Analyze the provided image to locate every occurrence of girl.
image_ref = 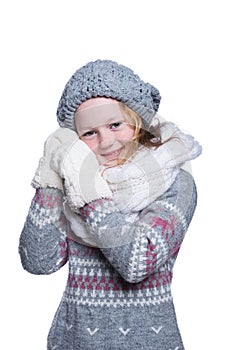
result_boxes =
[19,59,202,349]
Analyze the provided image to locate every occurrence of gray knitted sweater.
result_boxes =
[19,169,197,350]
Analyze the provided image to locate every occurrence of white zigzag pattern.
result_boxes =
[70,257,108,268]
[66,283,172,305]
[159,200,187,230]
[65,292,172,307]
[153,231,168,259]
[127,224,151,282]
[28,204,60,229]
[127,200,187,281]
[127,226,169,281]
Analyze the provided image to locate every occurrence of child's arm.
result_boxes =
[19,187,69,275]
[79,169,197,283]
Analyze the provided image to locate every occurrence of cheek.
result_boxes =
[81,138,98,152]
[120,126,135,141]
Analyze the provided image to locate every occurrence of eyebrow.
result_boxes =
[78,116,124,133]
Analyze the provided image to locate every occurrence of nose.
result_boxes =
[98,129,115,149]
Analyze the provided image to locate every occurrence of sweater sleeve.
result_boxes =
[19,187,69,275]
[79,170,197,283]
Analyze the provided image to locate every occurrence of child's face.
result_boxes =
[75,98,135,165]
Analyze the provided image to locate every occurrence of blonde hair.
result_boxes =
[119,102,162,148]
[103,102,163,167]
[104,102,163,166]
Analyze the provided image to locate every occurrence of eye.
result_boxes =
[110,122,122,130]
[82,130,96,138]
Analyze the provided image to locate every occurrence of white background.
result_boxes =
[1,0,233,349]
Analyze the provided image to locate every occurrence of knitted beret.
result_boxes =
[57,59,161,131]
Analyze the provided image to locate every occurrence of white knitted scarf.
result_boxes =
[64,122,202,246]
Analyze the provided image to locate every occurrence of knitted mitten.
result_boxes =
[52,137,112,211]
[31,127,112,211]
[31,127,77,191]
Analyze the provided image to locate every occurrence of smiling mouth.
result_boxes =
[101,147,124,159]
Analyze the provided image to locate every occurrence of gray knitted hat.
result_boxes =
[57,59,161,131]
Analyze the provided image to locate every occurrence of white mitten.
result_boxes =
[51,138,112,212]
[31,127,112,211]
[31,127,78,191]
[159,122,202,167]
